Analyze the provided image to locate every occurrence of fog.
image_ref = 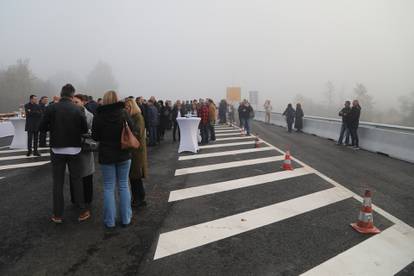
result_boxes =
[1,0,414,124]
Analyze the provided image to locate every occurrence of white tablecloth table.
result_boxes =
[177,117,200,153]
[9,117,27,149]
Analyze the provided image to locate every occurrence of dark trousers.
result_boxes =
[350,126,359,147]
[51,152,85,217]
[338,124,350,145]
[287,120,294,132]
[39,131,47,147]
[209,124,216,141]
[173,122,180,141]
[130,178,145,203]
[200,124,209,144]
[149,126,158,145]
[27,131,39,151]
[70,174,93,204]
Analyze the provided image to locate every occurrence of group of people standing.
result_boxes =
[37,84,148,228]
[337,100,362,150]
[282,103,305,133]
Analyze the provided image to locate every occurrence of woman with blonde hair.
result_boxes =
[92,90,134,228]
[124,98,148,207]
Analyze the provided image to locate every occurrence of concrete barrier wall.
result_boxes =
[255,110,414,163]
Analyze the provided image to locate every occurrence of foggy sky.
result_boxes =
[1,0,414,110]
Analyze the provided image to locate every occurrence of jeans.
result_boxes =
[149,126,157,145]
[338,123,350,145]
[350,126,359,147]
[101,159,132,227]
[241,118,252,135]
[209,123,216,141]
[51,152,85,217]
[200,124,209,144]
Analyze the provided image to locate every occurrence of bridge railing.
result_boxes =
[254,110,414,163]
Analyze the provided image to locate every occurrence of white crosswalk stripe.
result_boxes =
[0,161,50,171]
[152,123,414,274]
[0,147,49,154]
[0,153,50,161]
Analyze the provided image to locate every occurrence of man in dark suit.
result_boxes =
[38,96,49,147]
[39,84,90,224]
[25,95,42,156]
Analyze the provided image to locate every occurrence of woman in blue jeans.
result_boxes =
[92,90,134,228]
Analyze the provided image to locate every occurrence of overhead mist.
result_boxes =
[1,0,413,126]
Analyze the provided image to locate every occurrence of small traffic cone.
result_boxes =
[254,134,260,148]
[350,190,381,234]
[282,150,293,170]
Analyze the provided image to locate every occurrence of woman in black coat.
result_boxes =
[282,103,296,133]
[294,103,304,132]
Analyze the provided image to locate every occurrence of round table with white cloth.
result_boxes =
[8,117,27,149]
[176,117,201,153]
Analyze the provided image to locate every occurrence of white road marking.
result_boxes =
[301,225,414,276]
[215,136,255,141]
[178,147,274,161]
[0,148,49,154]
[0,146,10,150]
[169,167,311,202]
[0,177,4,180]
[154,187,351,260]
[216,132,244,137]
[0,161,50,171]
[174,156,284,176]
[199,141,260,149]
[214,129,241,133]
[0,153,50,161]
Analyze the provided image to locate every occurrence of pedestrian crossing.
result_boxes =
[152,123,414,275]
[0,147,50,173]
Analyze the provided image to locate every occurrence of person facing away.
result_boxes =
[125,98,148,208]
[238,99,254,135]
[38,96,49,147]
[147,99,159,147]
[208,99,217,141]
[264,100,272,124]
[69,94,95,206]
[25,94,43,156]
[348,99,362,150]
[337,101,352,145]
[39,83,90,224]
[218,99,227,124]
[294,103,304,132]
[92,90,134,228]
[172,100,183,142]
[283,103,296,133]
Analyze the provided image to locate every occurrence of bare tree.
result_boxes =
[354,83,374,121]
[85,61,118,97]
[324,81,335,106]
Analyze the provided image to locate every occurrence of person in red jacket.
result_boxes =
[198,100,210,144]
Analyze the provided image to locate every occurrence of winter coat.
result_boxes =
[294,107,304,129]
[92,101,134,164]
[339,106,351,124]
[283,107,296,123]
[79,107,95,177]
[209,104,217,124]
[147,105,160,127]
[25,102,42,132]
[129,113,148,179]
[239,105,254,120]
[348,105,361,128]
[172,107,184,122]
[39,98,88,147]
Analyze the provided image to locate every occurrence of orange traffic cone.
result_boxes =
[350,190,381,234]
[254,135,260,148]
[282,150,293,170]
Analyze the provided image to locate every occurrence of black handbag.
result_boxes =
[81,133,99,152]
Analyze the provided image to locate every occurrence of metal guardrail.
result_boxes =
[254,110,414,163]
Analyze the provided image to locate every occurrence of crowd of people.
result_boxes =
[24,85,250,227]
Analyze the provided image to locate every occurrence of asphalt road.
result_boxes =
[0,121,413,275]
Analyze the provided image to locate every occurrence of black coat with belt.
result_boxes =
[92,102,134,164]
[39,98,88,147]
[25,102,42,132]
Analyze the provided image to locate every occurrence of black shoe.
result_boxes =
[33,151,41,157]
[26,151,32,156]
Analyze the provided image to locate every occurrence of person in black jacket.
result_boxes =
[38,96,49,147]
[348,100,362,150]
[92,90,134,228]
[25,95,43,156]
[294,103,304,132]
[172,100,183,142]
[39,84,90,224]
[337,101,351,145]
[238,99,254,135]
[283,103,296,133]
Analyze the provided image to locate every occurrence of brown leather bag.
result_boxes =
[121,120,140,150]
